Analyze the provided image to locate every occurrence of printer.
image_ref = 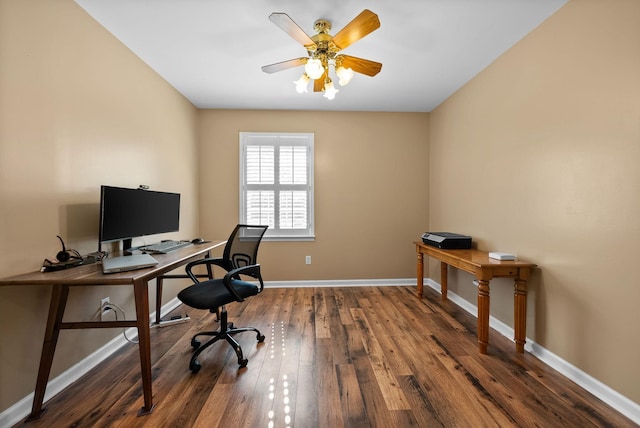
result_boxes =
[421,232,472,249]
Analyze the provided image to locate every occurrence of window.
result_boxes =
[239,132,314,240]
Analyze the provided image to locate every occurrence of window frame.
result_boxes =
[239,132,315,241]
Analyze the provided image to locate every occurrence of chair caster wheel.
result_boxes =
[189,360,201,373]
[239,358,248,368]
[191,338,200,349]
[257,334,265,343]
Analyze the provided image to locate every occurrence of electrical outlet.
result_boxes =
[100,297,110,321]
[305,256,311,265]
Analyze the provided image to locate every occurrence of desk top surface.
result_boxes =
[414,241,536,269]
[0,240,226,286]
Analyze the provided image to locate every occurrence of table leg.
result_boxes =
[205,251,213,279]
[514,277,528,353]
[416,250,424,298]
[133,279,154,416]
[26,284,69,421]
[155,276,164,325]
[440,262,448,300]
[477,279,490,354]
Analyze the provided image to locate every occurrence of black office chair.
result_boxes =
[178,224,268,372]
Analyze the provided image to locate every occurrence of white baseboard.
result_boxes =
[263,278,417,288]
[2,279,638,426]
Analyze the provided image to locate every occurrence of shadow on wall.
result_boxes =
[60,203,100,255]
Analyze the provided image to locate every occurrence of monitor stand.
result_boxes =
[123,238,134,256]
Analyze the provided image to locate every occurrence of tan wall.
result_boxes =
[198,110,429,281]
[0,0,199,411]
[429,0,640,403]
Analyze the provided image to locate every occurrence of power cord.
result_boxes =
[102,302,139,344]
[88,251,108,261]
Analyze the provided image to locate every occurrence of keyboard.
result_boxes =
[139,240,193,254]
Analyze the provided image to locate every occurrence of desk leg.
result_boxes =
[26,284,69,421]
[205,251,213,279]
[440,262,448,300]
[477,279,490,354]
[155,277,164,325]
[133,279,154,416]
[514,278,527,353]
[416,250,424,298]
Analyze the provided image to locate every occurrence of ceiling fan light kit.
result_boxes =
[262,9,382,100]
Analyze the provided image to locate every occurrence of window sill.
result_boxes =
[262,235,316,242]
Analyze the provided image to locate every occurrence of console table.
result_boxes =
[414,241,536,354]
[0,240,225,421]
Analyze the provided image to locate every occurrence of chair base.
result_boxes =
[188,306,265,373]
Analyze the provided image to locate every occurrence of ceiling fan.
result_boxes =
[261,9,382,99]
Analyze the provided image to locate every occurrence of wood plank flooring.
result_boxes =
[16,286,637,427]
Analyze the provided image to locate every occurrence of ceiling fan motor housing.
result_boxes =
[314,19,331,34]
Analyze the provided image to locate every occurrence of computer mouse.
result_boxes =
[191,238,205,244]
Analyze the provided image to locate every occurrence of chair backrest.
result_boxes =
[223,224,268,270]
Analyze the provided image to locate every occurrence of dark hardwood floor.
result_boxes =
[16,286,637,427]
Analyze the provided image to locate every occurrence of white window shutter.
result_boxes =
[240,133,314,240]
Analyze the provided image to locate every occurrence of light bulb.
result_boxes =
[293,73,310,93]
[336,66,354,86]
[304,58,324,80]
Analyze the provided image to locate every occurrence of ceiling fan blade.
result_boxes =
[261,58,307,74]
[314,69,328,92]
[331,9,380,51]
[269,13,316,48]
[340,55,382,76]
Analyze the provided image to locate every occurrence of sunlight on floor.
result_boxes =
[267,321,292,428]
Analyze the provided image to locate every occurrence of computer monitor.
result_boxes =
[98,185,180,253]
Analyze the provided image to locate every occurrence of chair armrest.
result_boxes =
[222,264,264,302]
[185,257,233,283]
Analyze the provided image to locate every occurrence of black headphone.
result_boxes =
[56,235,79,262]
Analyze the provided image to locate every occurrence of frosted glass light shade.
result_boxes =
[294,74,310,93]
[323,80,339,100]
[336,66,354,86]
[304,59,324,80]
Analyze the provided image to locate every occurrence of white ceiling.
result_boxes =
[74,0,567,113]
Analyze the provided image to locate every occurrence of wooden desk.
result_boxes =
[0,240,225,421]
[414,241,536,354]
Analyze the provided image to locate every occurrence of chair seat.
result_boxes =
[177,279,259,311]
